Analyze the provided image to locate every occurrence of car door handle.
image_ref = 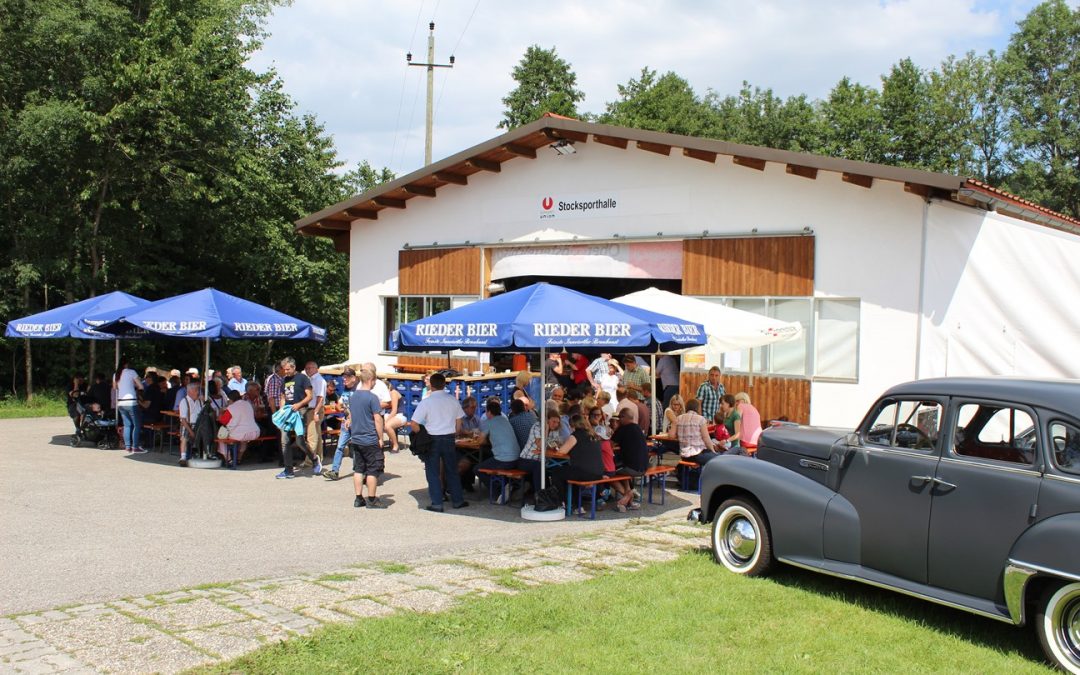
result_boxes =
[910,475,957,490]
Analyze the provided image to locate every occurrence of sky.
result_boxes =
[247,0,1046,178]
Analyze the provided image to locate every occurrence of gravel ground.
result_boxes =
[0,416,695,615]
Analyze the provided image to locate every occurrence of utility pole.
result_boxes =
[407,22,454,166]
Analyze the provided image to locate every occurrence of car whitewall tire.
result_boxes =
[1038,582,1080,674]
[711,498,773,577]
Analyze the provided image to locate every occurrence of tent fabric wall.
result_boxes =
[919,200,1080,380]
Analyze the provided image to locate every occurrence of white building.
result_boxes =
[297,116,1080,427]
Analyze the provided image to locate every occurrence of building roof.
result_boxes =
[296,116,1080,252]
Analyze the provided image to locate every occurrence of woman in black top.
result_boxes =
[551,414,606,515]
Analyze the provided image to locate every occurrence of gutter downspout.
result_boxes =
[914,199,930,380]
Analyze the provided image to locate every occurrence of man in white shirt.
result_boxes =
[177,383,203,467]
[304,361,326,462]
[409,372,468,513]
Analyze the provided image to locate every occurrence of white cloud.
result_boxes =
[246,0,1041,177]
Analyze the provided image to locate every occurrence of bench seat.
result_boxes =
[477,467,528,506]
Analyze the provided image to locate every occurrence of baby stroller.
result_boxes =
[71,401,119,449]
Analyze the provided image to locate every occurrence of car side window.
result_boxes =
[864,399,941,451]
[953,403,1036,465]
[1048,420,1080,476]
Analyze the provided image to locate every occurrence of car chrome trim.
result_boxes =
[862,446,936,461]
[799,458,829,471]
[1008,559,1080,585]
[1004,563,1036,625]
[1045,473,1080,486]
[779,557,1014,624]
[938,456,1041,477]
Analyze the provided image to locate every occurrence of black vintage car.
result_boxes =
[691,378,1080,672]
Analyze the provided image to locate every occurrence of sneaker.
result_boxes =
[425,505,445,513]
[452,500,470,509]
[178,458,189,468]
[275,470,295,480]
[496,484,512,505]
[323,469,340,481]
[132,448,148,454]
[313,459,323,475]
[366,496,387,509]
[354,495,366,508]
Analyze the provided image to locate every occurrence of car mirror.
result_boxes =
[845,432,860,446]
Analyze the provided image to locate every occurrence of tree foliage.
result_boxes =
[498,45,584,129]
[0,0,390,393]
[1000,0,1080,216]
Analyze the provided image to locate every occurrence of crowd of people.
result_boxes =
[63,351,768,515]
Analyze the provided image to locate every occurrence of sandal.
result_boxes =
[628,501,641,510]
[616,503,627,513]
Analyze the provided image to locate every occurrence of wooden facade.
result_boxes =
[682,236,814,296]
[398,248,481,295]
[394,354,482,373]
[679,371,811,425]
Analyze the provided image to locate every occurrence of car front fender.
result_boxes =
[700,456,836,562]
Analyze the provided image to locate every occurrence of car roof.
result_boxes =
[882,377,1080,414]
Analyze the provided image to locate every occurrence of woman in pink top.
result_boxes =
[217,390,260,464]
[735,391,763,453]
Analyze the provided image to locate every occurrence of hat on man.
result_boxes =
[186,367,200,377]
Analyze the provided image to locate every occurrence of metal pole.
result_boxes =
[539,346,547,489]
[203,338,210,400]
[650,353,657,436]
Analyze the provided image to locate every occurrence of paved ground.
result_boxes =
[0,417,702,672]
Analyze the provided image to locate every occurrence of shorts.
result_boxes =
[383,412,406,424]
[351,442,385,477]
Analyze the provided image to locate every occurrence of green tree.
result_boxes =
[342,160,395,196]
[1000,0,1080,216]
[880,58,938,168]
[0,0,352,395]
[818,77,886,163]
[498,45,584,129]
[928,51,1011,182]
[599,68,716,137]
[709,83,822,151]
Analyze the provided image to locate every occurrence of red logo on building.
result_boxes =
[542,197,554,210]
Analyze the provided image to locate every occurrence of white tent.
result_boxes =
[613,287,801,355]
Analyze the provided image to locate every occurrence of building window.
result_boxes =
[383,296,478,352]
[703,296,860,382]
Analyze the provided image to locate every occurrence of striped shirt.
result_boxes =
[696,380,725,422]
[264,373,283,409]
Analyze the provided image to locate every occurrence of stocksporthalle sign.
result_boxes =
[539,191,619,220]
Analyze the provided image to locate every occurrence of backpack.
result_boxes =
[410,424,433,458]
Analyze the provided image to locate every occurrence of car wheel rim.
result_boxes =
[726,518,757,562]
[715,505,759,571]
[1056,589,1080,666]
[1047,584,1080,670]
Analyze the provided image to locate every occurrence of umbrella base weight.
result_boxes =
[187,457,223,469]
[520,504,565,521]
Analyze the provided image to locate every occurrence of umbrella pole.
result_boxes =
[650,353,657,436]
[539,346,546,489]
[203,338,211,400]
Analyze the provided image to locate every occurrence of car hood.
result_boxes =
[759,424,851,461]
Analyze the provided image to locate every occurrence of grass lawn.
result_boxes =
[200,548,1051,674]
[0,391,67,419]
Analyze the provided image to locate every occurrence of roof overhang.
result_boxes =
[298,117,1079,251]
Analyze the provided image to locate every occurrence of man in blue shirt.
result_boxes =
[348,369,387,509]
[323,368,357,481]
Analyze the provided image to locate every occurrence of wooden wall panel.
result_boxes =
[395,354,481,373]
[398,248,480,295]
[683,236,814,296]
[679,371,810,424]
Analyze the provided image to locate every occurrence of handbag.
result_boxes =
[216,425,231,440]
[534,486,562,512]
[410,424,433,457]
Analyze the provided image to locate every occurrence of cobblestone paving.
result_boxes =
[1,514,707,674]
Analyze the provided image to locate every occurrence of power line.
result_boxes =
[386,1,423,173]
[435,0,481,118]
